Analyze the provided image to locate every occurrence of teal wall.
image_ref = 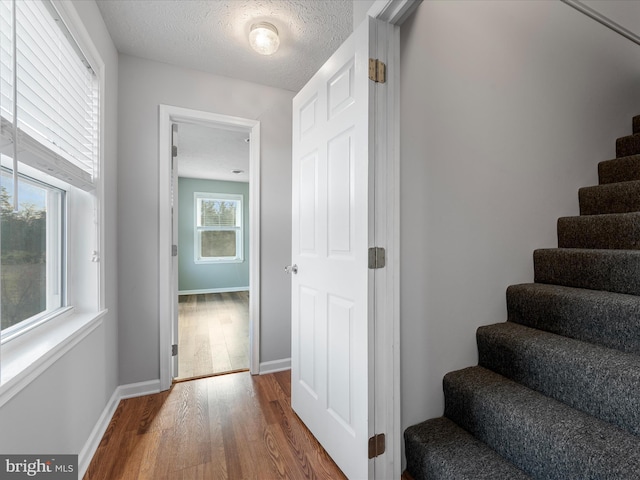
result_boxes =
[178,177,249,292]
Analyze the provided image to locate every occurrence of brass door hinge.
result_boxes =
[368,433,386,459]
[369,59,386,84]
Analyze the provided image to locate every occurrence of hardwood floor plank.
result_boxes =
[177,292,249,381]
[84,371,347,480]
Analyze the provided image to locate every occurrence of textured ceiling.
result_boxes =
[96,0,353,181]
[96,0,353,92]
[177,123,250,183]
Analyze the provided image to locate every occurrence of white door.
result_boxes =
[291,17,387,480]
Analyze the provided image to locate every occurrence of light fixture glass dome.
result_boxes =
[249,22,280,55]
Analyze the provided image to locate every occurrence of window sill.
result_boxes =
[194,258,244,264]
[0,308,107,408]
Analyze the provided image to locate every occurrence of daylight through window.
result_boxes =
[0,165,64,333]
[195,193,243,263]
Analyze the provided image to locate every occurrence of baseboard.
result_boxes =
[178,286,250,295]
[78,379,162,478]
[117,379,162,399]
[259,358,291,374]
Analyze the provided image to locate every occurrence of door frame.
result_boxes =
[159,105,261,389]
[364,1,419,478]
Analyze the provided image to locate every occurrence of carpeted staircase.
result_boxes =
[404,115,640,480]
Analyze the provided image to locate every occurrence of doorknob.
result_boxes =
[285,264,298,274]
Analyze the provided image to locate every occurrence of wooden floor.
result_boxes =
[84,371,347,480]
[176,292,249,381]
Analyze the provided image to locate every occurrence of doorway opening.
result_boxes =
[158,105,261,389]
[174,123,252,381]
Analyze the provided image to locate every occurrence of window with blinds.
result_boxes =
[195,193,244,263]
[0,0,100,340]
[0,0,98,191]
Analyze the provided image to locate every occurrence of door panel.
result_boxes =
[291,17,384,480]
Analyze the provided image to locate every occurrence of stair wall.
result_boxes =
[405,116,640,480]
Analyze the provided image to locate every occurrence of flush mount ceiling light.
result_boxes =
[249,22,280,55]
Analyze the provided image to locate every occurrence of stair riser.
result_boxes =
[579,181,640,215]
[616,134,640,158]
[557,213,640,250]
[598,155,640,184]
[534,249,640,295]
[507,284,640,355]
[477,323,640,436]
[444,367,640,480]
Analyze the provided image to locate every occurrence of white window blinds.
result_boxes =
[0,0,98,191]
[198,198,240,228]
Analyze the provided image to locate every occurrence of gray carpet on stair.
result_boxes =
[579,180,640,215]
[444,367,640,480]
[598,155,640,184]
[616,133,640,158]
[507,283,640,355]
[477,322,640,436]
[534,248,640,295]
[405,417,532,480]
[557,212,640,249]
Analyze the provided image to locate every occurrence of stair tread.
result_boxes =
[534,248,640,295]
[404,417,532,480]
[579,180,640,215]
[444,366,640,479]
[616,132,640,158]
[507,283,640,355]
[598,154,640,184]
[557,211,640,249]
[478,321,640,436]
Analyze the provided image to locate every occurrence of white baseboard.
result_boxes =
[178,286,249,295]
[78,379,162,478]
[117,379,162,399]
[259,358,291,374]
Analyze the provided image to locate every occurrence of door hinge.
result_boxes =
[368,433,386,459]
[369,58,386,84]
[172,145,178,158]
[172,344,178,356]
[172,244,178,257]
[368,247,386,269]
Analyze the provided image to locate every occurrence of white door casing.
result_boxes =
[171,123,179,378]
[291,17,389,480]
[159,106,261,389]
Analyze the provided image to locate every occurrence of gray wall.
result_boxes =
[117,55,295,384]
[0,0,119,456]
[399,0,640,463]
[178,178,250,292]
[353,0,375,30]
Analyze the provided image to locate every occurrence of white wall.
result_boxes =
[0,0,119,458]
[117,55,295,384]
[353,0,376,30]
[399,0,640,458]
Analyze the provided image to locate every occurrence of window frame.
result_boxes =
[194,192,244,264]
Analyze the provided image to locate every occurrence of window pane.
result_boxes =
[200,230,237,258]
[1,167,63,331]
[199,199,238,227]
